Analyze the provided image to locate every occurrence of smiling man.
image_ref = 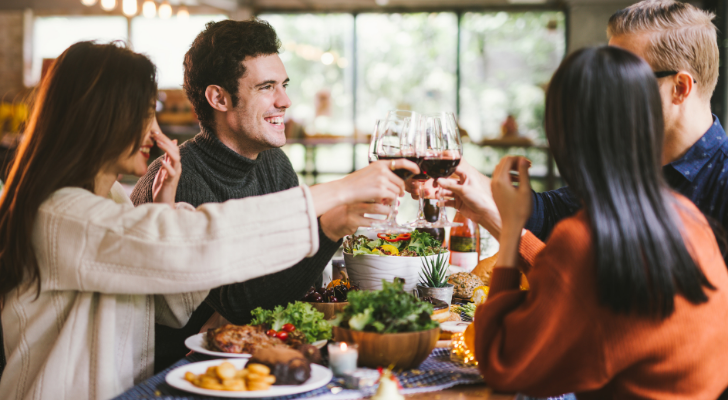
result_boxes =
[131,19,388,372]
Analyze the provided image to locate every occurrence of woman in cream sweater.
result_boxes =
[0,42,418,400]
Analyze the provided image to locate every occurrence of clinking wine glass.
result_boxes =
[368,111,419,233]
[420,112,463,228]
[408,113,433,229]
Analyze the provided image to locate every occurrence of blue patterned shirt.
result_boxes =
[525,116,728,242]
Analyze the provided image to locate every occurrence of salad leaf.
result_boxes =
[343,232,444,257]
[250,301,332,343]
[407,230,440,256]
[332,280,439,333]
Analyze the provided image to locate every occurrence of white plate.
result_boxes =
[184,333,251,358]
[184,333,329,358]
[165,358,333,398]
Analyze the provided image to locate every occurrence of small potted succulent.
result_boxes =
[415,252,454,307]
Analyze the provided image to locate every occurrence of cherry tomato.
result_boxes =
[276,331,289,341]
[266,329,277,337]
[282,323,296,332]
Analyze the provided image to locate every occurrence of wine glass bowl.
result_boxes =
[367,110,420,233]
[419,112,463,228]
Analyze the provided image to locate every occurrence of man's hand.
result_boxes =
[436,159,503,240]
[309,158,419,217]
[319,203,391,241]
[405,179,438,200]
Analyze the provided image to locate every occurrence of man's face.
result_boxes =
[226,54,291,152]
[609,33,675,127]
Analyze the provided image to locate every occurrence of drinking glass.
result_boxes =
[408,114,433,228]
[420,112,463,228]
[367,112,419,233]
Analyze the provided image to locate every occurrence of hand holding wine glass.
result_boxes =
[419,111,463,228]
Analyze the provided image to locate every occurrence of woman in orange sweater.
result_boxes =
[443,46,728,398]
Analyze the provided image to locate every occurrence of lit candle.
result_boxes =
[328,342,359,375]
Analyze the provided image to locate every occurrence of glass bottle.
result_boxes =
[449,211,480,271]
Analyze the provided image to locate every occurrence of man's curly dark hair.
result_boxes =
[183,19,281,132]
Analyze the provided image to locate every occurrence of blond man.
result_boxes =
[435,0,728,249]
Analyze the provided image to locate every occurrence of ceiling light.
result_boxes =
[142,0,156,17]
[81,0,97,6]
[177,5,189,19]
[122,0,138,16]
[100,0,116,11]
[159,1,172,19]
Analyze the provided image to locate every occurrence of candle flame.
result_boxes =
[341,342,347,351]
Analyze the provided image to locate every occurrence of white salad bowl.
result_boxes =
[343,251,450,294]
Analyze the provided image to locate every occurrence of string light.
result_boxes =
[100,0,116,11]
[142,0,156,17]
[122,0,138,16]
[158,1,172,19]
[449,332,478,366]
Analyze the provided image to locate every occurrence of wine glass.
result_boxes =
[366,113,418,233]
[420,112,463,228]
[372,110,420,233]
[368,119,382,164]
[408,115,433,229]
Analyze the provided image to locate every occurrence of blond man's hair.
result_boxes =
[607,0,718,98]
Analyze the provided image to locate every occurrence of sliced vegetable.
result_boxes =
[378,244,400,256]
[343,232,444,257]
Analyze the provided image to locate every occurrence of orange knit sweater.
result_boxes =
[472,196,728,399]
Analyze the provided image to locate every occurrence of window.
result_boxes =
[260,13,354,137]
[32,16,128,85]
[131,15,226,89]
[459,12,565,143]
[356,12,458,134]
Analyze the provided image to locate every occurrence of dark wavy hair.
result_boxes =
[0,41,157,298]
[183,19,281,132]
[545,46,714,318]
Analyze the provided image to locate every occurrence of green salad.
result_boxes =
[343,230,444,257]
[250,301,332,343]
[332,280,439,334]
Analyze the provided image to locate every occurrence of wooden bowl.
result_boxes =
[333,326,440,369]
[306,301,349,320]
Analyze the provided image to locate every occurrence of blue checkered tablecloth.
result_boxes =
[113,348,484,400]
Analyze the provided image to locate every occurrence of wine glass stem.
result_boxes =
[416,184,426,221]
[388,196,401,223]
[437,185,449,224]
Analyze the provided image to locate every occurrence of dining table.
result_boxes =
[113,347,517,400]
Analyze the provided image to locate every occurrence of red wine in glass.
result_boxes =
[420,158,461,179]
[378,155,415,180]
[410,156,428,180]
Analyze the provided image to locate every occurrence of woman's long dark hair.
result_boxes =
[0,41,157,298]
[545,46,714,318]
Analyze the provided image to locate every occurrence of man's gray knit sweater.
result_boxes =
[130,129,341,372]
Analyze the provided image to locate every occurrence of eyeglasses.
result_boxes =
[654,70,697,84]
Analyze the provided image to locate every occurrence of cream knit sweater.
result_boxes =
[0,182,319,400]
